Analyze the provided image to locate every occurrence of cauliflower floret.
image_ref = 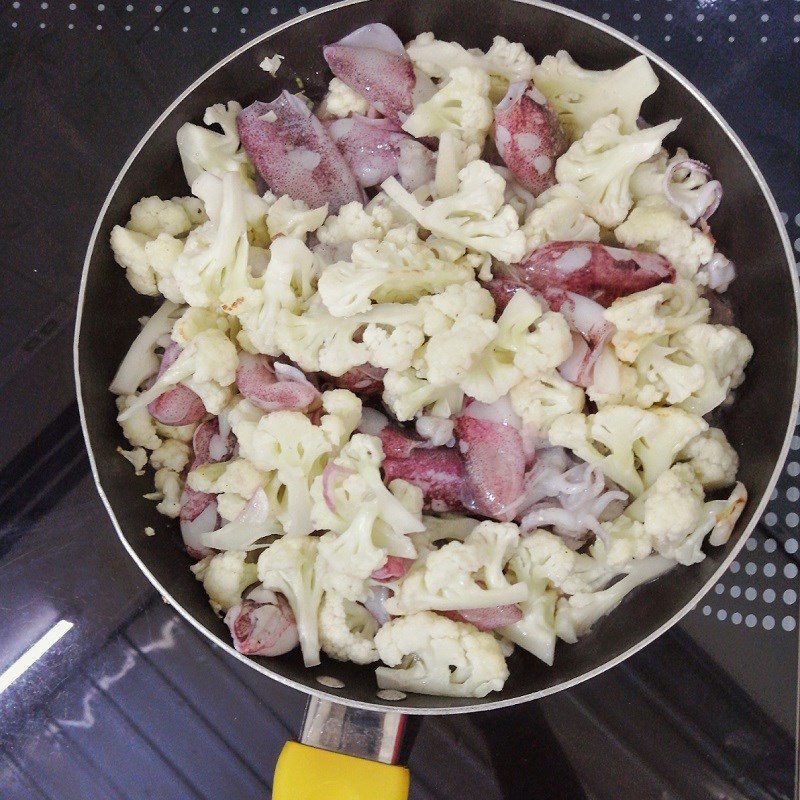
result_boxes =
[116,394,162,450]
[402,66,493,146]
[549,405,707,496]
[318,389,363,450]
[265,194,328,240]
[276,295,425,376]
[604,280,710,362]
[233,409,332,536]
[236,236,317,356]
[118,328,238,419]
[386,521,528,615]
[382,161,527,263]
[149,439,191,473]
[522,194,601,250]
[127,196,196,238]
[375,611,509,697]
[318,228,475,318]
[176,101,251,185]
[382,368,465,422]
[510,372,586,432]
[171,307,234,348]
[533,51,660,140]
[668,323,753,415]
[312,434,423,553]
[315,200,397,261]
[554,114,680,228]
[259,53,283,75]
[459,291,572,403]
[318,591,379,664]
[434,131,482,199]
[317,77,370,118]
[152,467,183,518]
[680,428,739,490]
[257,537,324,667]
[190,550,258,614]
[615,195,714,281]
[555,555,675,642]
[188,457,267,497]
[118,446,148,475]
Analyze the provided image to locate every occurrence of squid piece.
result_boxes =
[441,604,523,631]
[237,92,364,212]
[379,425,433,459]
[515,241,675,307]
[330,364,386,396]
[147,341,206,426]
[381,444,466,514]
[455,414,526,522]
[225,593,300,656]
[236,352,321,414]
[323,23,416,123]
[491,81,569,196]
[371,556,414,582]
[327,115,435,189]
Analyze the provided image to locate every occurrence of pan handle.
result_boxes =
[273,697,410,799]
[273,741,409,799]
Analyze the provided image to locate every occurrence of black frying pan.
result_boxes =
[75,0,799,721]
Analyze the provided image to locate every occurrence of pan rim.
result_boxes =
[73,0,800,715]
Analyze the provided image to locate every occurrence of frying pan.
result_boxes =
[74,0,800,795]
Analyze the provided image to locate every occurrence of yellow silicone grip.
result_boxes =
[273,741,410,800]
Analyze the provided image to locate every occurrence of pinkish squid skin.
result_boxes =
[379,425,431,459]
[381,442,467,513]
[147,341,206,426]
[236,352,320,414]
[371,556,414,582]
[225,595,300,657]
[516,241,674,307]
[323,23,415,124]
[454,414,525,523]
[237,92,364,212]
[441,604,523,631]
[491,81,569,196]
[330,364,386,396]
[327,115,435,189]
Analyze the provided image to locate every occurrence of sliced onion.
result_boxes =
[322,463,355,512]
[274,361,316,387]
[364,584,392,627]
[461,397,522,429]
[180,500,218,559]
[558,333,592,387]
[703,252,737,293]
[201,489,275,551]
[208,434,230,462]
[358,407,389,436]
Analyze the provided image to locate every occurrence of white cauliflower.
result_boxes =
[374,611,509,697]
[257,537,324,667]
[116,394,161,450]
[386,521,528,615]
[604,280,710,362]
[154,420,198,443]
[152,468,183,518]
[549,405,708,496]
[149,439,191,473]
[435,131,482,199]
[317,389,363,450]
[382,368,465,422]
[188,457,267,498]
[533,51,660,139]
[522,194,601,250]
[315,200,397,260]
[265,194,328,240]
[402,66,494,146]
[615,195,714,281]
[259,53,283,75]
[555,555,675,642]
[190,550,258,614]
[382,161,527,263]
[318,591,379,664]
[668,323,753,416]
[117,328,238,419]
[236,236,317,356]
[171,306,234,348]
[680,428,739,490]
[317,77,370,118]
[111,196,203,300]
[232,408,332,536]
[176,101,251,185]
[555,114,680,228]
[318,227,474,317]
[118,446,147,475]
[459,291,572,403]
[510,372,586,432]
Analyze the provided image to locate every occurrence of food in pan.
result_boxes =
[109,24,751,698]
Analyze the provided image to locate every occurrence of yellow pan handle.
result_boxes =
[273,741,410,800]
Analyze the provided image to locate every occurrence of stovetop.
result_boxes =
[1,1,798,798]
